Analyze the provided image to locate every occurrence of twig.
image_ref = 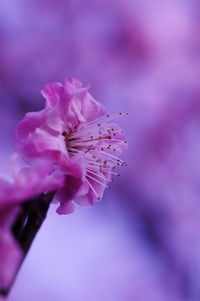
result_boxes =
[0,191,55,297]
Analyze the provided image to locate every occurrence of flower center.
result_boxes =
[61,113,128,199]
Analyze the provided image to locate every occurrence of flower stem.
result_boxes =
[0,191,55,297]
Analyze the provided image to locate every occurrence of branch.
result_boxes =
[0,192,55,297]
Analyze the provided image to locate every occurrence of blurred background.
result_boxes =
[1,0,200,300]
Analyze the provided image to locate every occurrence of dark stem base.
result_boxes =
[0,192,55,297]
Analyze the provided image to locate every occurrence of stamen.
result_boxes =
[61,111,128,199]
[85,112,128,127]
[85,178,100,199]
[71,112,128,136]
[94,150,125,163]
[86,174,109,188]
[86,168,108,181]
[77,136,112,143]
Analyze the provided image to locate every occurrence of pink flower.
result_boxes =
[0,158,64,206]
[0,160,62,291]
[15,78,127,214]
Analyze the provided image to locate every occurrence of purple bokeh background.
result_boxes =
[1,0,200,300]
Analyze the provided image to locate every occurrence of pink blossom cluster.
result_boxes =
[15,77,127,214]
[0,78,127,292]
